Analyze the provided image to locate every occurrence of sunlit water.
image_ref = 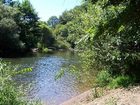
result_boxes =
[3,51,92,105]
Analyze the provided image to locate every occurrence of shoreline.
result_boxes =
[60,86,140,105]
[60,89,93,105]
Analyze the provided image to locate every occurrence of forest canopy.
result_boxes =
[0,0,56,57]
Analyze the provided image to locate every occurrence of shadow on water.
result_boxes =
[3,51,92,105]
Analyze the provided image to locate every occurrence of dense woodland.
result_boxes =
[0,0,140,104]
[0,0,56,57]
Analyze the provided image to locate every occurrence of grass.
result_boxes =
[96,70,135,89]
[108,75,135,89]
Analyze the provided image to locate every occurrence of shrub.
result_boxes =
[42,48,49,53]
[96,70,112,87]
[42,48,53,53]
[96,70,135,89]
[108,75,135,89]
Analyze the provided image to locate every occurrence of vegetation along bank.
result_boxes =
[0,0,140,104]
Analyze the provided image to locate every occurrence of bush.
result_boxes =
[42,48,53,53]
[96,70,112,87]
[109,75,135,89]
[42,48,49,53]
[96,70,135,88]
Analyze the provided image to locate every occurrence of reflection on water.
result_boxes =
[4,51,91,105]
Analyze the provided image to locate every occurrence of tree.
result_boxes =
[54,4,92,49]
[0,0,12,4]
[59,10,74,25]
[16,0,40,50]
[47,16,59,28]
[53,0,140,82]
[38,21,55,48]
[0,3,24,56]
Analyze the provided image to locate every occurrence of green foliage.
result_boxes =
[55,69,65,80]
[95,71,135,88]
[109,75,135,89]
[47,16,59,28]
[0,60,41,105]
[53,5,90,49]
[37,42,43,50]
[55,39,70,49]
[14,67,32,75]
[0,4,24,55]
[89,0,140,80]
[0,0,56,57]
[17,0,40,50]
[96,70,112,87]
[54,0,140,86]
[38,21,55,48]
[42,48,49,53]
[92,87,104,98]
[53,0,140,87]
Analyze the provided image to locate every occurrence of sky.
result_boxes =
[19,0,82,21]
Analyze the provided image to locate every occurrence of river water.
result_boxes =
[4,51,92,105]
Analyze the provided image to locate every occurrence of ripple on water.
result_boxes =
[4,52,92,105]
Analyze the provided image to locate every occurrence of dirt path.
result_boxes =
[60,86,140,105]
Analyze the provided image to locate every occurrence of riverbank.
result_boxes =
[60,86,140,105]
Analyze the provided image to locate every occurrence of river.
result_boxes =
[3,51,92,105]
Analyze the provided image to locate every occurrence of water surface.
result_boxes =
[4,51,91,105]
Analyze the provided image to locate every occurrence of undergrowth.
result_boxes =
[96,70,135,89]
